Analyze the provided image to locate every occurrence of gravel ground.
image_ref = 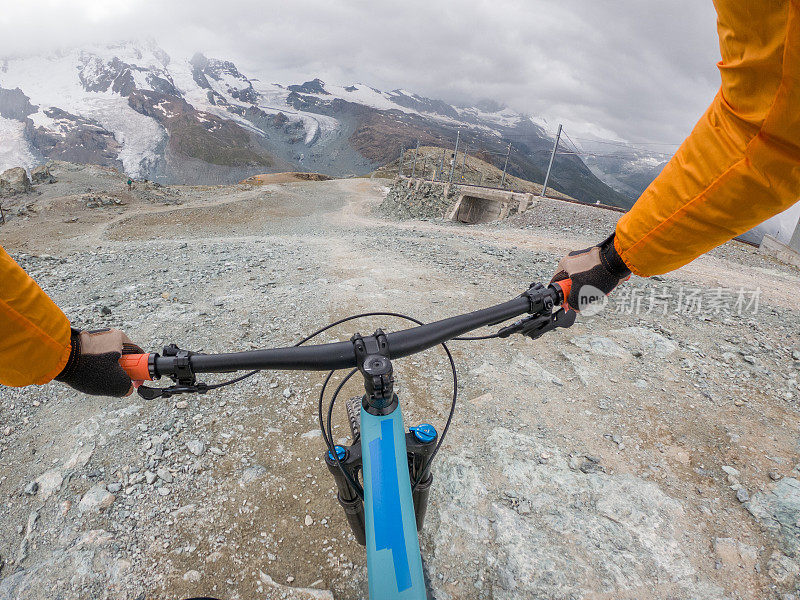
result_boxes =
[1,164,800,600]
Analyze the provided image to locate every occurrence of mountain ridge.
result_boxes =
[0,41,653,206]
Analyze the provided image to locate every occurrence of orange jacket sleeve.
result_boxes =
[615,0,800,277]
[0,245,71,386]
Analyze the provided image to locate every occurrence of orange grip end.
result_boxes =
[119,354,153,381]
[553,278,573,310]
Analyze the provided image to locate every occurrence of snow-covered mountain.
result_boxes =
[572,136,800,245]
[0,41,630,205]
[572,138,671,201]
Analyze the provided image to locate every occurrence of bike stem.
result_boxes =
[352,329,398,416]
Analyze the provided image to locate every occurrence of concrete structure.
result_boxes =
[398,177,536,224]
[759,233,800,268]
[447,186,536,224]
[791,215,800,251]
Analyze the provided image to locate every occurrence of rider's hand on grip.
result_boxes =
[118,353,152,382]
[550,233,631,313]
[55,328,144,397]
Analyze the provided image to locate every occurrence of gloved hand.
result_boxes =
[550,233,631,312]
[54,328,144,397]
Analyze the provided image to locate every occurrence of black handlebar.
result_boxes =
[151,283,565,378]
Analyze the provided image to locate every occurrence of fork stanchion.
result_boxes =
[407,423,438,531]
[325,444,367,545]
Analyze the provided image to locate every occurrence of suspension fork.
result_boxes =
[324,404,438,544]
[407,424,437,531]
[324,442,367,545]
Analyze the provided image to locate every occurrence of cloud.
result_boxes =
[0,0,720,143]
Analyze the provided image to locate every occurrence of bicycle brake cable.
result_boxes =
[302,311,460,497]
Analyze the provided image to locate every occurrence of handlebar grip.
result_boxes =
[119,354,154,381]
[550,278,573,308]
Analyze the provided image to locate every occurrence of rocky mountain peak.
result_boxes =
[288,78,329,95]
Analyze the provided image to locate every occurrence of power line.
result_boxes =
[560,130,583,155]
[556,151,665,160]
[571,136,681,148]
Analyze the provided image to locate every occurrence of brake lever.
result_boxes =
[137,382,209,400]
[497,306,576,340]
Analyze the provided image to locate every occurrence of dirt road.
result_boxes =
[1,170,799,600]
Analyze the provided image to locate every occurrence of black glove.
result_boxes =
[55,328,143,397]
[550,233,631,312]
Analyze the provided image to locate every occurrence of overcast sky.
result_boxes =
[0,0,721,145]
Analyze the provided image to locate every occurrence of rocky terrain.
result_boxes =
[372,146,573,201]
[0,162,799,600]
[377,180,463,221]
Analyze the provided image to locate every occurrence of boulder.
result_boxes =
[30,165,56,184]
[0,167,32,196]
[746,477,800,557]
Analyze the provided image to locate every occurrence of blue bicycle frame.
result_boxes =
[360,400,427,599]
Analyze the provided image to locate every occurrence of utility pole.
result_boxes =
[422,158,428,180]
[460,145,469,182]
[399,146,404,177]
[448,130,460,184]
[438,147,446,181]
[411,139,420,179]
[500,143,511,188]
[541,124,562,198]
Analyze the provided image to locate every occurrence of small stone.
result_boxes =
[78,485,115,512]
[769,471,782,481]
[240,464,267,485]
[101,306,112,315]
[792,350,800,361]
[175,400,189,409]
[23,481,38,496]
[157,468,173,483]
[158,487,171,496]
[144,471,157,485]
[304,515,313,526]
[186,440,206,457]
[722,465,740,478]
[283,388,293,399]
[107,482,123,493]
[743,355,756,365]
[736,488,750,503]
[286,576,295,583]
[183,570,201,582]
